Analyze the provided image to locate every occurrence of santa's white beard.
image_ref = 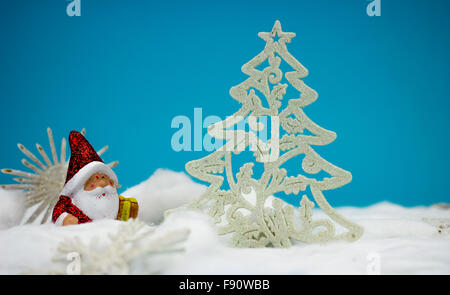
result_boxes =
[71,185,119,220]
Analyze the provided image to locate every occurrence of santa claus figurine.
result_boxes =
[52,131,138,226]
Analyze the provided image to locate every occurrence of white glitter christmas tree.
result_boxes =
[185,21,363,247]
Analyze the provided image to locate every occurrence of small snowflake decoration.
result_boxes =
[51,220,190,275]
[1,128,118,224]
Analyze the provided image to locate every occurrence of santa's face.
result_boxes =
[71,173,119,220]
[84,173,116,191]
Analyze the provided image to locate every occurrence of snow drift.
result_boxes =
[121,169,206,224]
[0,188,25,230]
[0,169,449,275]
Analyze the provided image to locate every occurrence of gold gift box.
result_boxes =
[117,195,139,221]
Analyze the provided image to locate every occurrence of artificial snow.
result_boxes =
[121,169,206,224]
[0,188,25,230]
[0,169,449,275]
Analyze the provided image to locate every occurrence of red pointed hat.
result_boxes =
[61,131,118,197]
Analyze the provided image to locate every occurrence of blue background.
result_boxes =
[1,0,449,207]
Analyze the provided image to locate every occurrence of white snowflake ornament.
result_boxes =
[1,128,119,224]
[51,220,190,275]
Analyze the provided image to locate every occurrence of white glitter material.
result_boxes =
[184,21,363,247]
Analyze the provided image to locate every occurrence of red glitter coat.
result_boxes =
[52,195,92,224]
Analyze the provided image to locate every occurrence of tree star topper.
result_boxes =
[258,20,295,45]
[184,20,364,247]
